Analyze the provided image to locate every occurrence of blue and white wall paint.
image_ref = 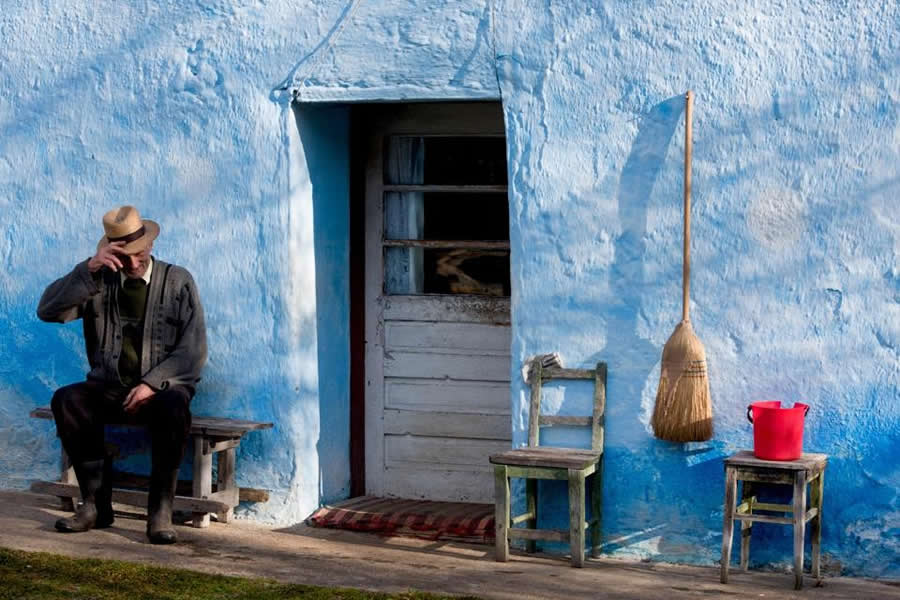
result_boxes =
[1,0,897,578]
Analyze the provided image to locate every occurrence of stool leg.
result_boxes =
[525,478,537,553]
[811,470,824,582]
[591,461,603,558]
[494,465,510,562]
[792,471,807,590]
[568,469,586,568]
[720,467,737,583]
[740,481,755,571]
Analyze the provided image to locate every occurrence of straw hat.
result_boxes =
[97,206,159,254]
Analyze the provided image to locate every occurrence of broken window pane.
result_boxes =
[424,248,510,296]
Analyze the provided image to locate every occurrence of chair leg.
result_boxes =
[720,467,737,583]
[525,478,537,553]
[740,481,755,571]
[494,465,510,562]
[792,471,807,590]
[811,470,824,582]
[568,469,585,568]
[591,461,603,558]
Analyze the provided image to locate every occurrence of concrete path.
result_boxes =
[1,490,897,600]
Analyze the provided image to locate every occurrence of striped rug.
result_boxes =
[306,496,495,544]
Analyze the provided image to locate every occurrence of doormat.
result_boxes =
[306,495,495,544]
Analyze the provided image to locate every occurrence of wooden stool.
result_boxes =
[721,450,827,589]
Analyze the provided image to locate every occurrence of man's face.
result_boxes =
[118,244,152,279]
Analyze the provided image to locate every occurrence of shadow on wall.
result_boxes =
[597,95,735,562]
[292,103,352,506]
[530,95,728,559]
[588,94,684,444]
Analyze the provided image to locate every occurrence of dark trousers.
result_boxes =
[51,380,193,472]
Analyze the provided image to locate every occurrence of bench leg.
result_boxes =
[793,471,807,590]
[192,437,212,528]
[568,468,585,568]
[217,447,237,523]
[60,449,76,512]
[494,465,510,562]
[721,466,737,583]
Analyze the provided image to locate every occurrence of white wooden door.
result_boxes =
[363,103,511,502]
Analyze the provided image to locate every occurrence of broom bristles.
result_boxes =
[651,320,713,442]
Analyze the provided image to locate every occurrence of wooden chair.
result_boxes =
[489,361,606,567]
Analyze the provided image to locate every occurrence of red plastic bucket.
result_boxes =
[746,401,809,461]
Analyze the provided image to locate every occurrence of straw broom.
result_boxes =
[651,90,713,442]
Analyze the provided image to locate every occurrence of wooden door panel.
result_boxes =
[385,435,510,470]
[384,378,510,415]
[383,409,510,440]
[384,295,511,324]
[385,321,511,354]
[382,466,496,503]
[383,351,510,381]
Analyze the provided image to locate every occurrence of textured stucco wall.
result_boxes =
[1,0,897,578]
[490,0,899,577]
[0,0,369,524]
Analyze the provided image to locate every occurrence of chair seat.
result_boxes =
[490,447,602,470]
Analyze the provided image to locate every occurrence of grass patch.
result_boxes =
[0,548,479,600]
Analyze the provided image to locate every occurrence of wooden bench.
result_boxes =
[30,407,273,528]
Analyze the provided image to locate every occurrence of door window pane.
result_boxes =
[384,193,508,241]
[424,248,510,296]
[385,137,507,185]
[385,247,510,296]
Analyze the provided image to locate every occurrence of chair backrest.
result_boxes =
[526,361,607,450]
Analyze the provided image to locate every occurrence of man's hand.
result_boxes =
[123,383,156,414]
[88,241,126,273]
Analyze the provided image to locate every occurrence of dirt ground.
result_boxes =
[1,490,897,600]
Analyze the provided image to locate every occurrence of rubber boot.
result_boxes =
[55,458,113,532]
[146,468,179,544]
[94,457,115,528]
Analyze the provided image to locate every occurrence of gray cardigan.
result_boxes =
[37,258,208,391]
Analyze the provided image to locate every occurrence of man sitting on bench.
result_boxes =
[37,206,207,545]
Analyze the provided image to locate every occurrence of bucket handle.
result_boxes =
[746,404,810,424]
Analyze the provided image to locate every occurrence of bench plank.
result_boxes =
[31,407,273,437]
[110,471,269,503]
[30,481,230,514]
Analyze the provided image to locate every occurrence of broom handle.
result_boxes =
[682,90,693,323]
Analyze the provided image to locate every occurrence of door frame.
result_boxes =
[355,102,508,497]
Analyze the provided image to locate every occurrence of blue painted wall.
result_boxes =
[1,0,897,578]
